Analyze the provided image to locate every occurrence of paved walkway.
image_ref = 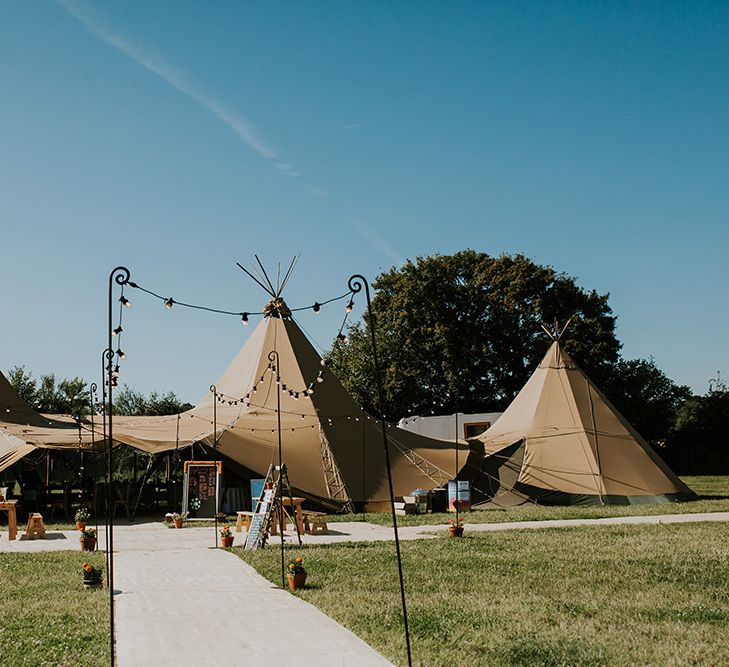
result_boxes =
[112,524,391,666]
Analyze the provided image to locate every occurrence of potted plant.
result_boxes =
[172,512,187,529]
[75,508,91,531]
[219,524,234,548]
[80,527,98,551]
[82,562,103,589]
[287,557,306,591]
[448,517,464,538]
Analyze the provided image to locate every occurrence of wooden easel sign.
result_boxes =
[182,461,222,518]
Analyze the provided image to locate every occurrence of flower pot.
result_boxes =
[80,537,97,551]
[174,519,184,529]
[221,535,234,548]
[76,521,87,531]
[83,579,102,590]
[448,526,464,538]
[287,572,307,591]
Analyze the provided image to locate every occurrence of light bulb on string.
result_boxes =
[312,302,321,314]
[119,295,131,308]
[241,313,249,326]
[336,333,347,343]
[116,349,126,360]
[320,358,329,367]
[111,326,122,337]
[345,299,354,313]
[164,298,174,310]
[316,371,324,383]
[301,414,305,420]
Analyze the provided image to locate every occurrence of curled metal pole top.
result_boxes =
[110,266,131,287]
[209,384,217,394]
[347,274,366,295]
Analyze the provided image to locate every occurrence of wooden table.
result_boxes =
[0,500,18,540]
[270,496,305,535]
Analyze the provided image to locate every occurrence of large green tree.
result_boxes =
[604,358,691,448]
[330,251,621,420]
[665,384,729,474]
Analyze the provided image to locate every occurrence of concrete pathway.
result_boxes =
[2,511,729,553]
[112,524,392,666]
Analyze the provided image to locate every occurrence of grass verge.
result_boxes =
[236,521,729,666]
[326,475,729,526]
[0,551,110,666]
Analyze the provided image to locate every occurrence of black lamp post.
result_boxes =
[267,349,287,589]
[106,265,130,666]
[348,274,412,667]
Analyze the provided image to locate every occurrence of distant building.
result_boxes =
[397,412,503,442]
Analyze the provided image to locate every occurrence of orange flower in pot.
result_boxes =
[80,527,97,551]
[448,517,464,538]
[287,557,307,591]
[219,524,234,548]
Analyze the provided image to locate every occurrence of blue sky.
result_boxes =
[0,1,727,403]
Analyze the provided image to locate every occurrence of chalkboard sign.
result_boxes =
[182,461,222,518]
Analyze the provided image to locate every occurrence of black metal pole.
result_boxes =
[107,265,129,667]
[90,382,98,542]
[99,352,110,580]
[210,385,219,548]
[348,275,412,666]
[267,350,286,589]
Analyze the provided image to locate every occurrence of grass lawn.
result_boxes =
[0,551,109,666]
[237,521,729,666]
[326,475,729,527]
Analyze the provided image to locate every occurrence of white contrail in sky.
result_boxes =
[349,219,404,267]
[57,0,294,173]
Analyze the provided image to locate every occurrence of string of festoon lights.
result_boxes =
[107,277,356,389]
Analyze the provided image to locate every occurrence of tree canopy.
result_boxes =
[330,251,621,420]
[8,366,90,418]
[7,367,191,417]
[113,386,193,416]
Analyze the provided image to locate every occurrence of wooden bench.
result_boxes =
[235,510,254,533]
[24,513,46,540]
[302,511,328,535]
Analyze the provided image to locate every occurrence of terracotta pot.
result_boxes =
[80,537,97,551]
[448,526,464,538]
[221,535,234,548]
[76,521,87,531]
[174,519,184,529]
[287,572,307,591]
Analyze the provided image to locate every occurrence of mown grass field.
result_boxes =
[327,475,729,527]
[0,551,109,667]
[237,521,729,667]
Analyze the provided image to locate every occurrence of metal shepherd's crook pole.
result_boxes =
[268,349,286,589]
[348,275,413,666]
[210,385,219,548]
[90,382,98,541]
[107,265,130,667]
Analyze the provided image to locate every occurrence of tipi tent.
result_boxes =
[1,298,470,511]
[473,338,694,506]
[108,299,470,510]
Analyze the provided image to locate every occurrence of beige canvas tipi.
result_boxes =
[474,338,694,505]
